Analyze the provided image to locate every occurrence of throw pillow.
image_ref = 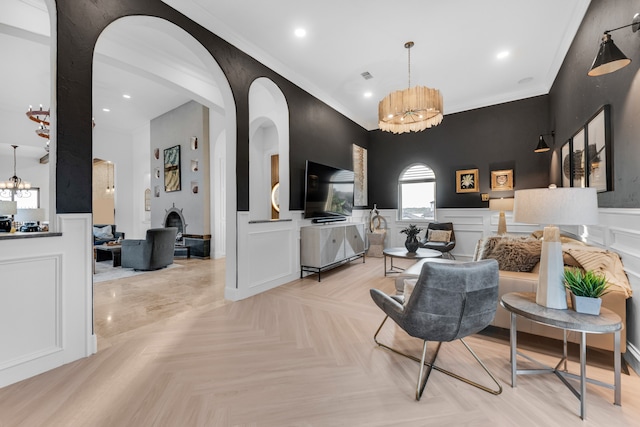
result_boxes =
[403,278,417,306]
[93,225,113,240]
[486,240,542,272]
[477,235,536,260]
[427,229,451,242]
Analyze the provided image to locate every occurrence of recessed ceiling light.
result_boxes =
[497,50,510,59]
[102,108,110,112]
[122,94,131,99]
[364,92,372,98]
[294,28,306,38]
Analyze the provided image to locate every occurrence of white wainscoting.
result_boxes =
[0,214,96,388]
[227,212,302,301]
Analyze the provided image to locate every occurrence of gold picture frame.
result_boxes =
[490,169,514,191]
[456,169,479,193]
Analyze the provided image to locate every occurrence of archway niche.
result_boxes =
[248,78,290,221]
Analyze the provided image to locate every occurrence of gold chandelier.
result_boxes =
[378,41,443,134]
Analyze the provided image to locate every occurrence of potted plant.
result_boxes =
[563,268,610,315]
[400,224,422,253]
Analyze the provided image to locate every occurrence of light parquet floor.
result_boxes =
[0,256,639,426]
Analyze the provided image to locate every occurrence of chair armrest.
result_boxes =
[114,231,125,239]
[121,239,143,247]
[370,289,404,316]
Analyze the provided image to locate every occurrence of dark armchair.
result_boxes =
[419,222,456,259]
[121,227,178,271]
[370,259,501,400]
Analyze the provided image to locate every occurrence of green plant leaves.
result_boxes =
[563,268,610,298]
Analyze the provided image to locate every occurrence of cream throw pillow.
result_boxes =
[427,229,451,242]
[403,278,417,306]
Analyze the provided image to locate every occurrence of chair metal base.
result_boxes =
[373,315,502,400]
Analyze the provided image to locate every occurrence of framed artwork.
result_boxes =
[586,105,612,192]
[571,128,586,188]
[456,168,479,193]
[490,169,513,191]
[560,141,571,187]
[352,144,368,206]
[164,145,181,192]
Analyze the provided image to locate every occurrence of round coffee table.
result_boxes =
[382,247,442,276]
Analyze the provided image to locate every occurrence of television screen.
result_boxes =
[304,161,354,221]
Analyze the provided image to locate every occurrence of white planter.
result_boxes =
[570,294,602,315]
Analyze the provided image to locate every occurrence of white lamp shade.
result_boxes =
[513,187,598,226]
[489,198,514,212]
[0,201,18,215]
[16,208,46,222]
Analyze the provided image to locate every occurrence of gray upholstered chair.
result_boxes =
[419,222,456,259]
[370,259,501,400]
[121,227,178,271]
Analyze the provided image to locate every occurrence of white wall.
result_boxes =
[93,127,134,237]
[130,123,151,239]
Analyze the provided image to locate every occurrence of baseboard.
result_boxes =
[624,342,640,375]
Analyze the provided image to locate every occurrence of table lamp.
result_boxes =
[489,198,514,235]
[513,186,598,309]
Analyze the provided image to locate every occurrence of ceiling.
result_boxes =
[0,0,592,160]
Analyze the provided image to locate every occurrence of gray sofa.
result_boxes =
[121,227,178,271]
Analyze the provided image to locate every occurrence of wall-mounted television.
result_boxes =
[304,160,355,223]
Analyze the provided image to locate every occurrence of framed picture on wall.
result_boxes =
[164,145,181,192]
[560,140,571,187]
[456,168,479,193]
[490,169,513,191]
[586,105,612,192]
[571,128,586,188]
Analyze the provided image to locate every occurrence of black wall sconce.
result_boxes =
[534,132,554,153]
[588,12,640,76]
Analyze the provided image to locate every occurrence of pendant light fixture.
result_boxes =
[0,145,31,198]
[378,41,443,134]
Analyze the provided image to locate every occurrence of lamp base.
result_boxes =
[536,226,567,309]
[497,211,507,235]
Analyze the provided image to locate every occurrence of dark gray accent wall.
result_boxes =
[53,0,368,213]
[549,0,640,207]
[368,95,551,209]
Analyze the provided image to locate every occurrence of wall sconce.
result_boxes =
[534,132,554,153]
[588,12,640,76]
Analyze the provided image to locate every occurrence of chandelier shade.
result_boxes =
[378,41,443,134]
[0,145,31,198]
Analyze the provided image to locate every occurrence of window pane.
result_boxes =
[16,190,39,209]
[400,182,435,220]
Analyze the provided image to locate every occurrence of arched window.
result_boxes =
[398,164,436,221]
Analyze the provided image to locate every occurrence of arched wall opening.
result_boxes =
[92,16,237,292]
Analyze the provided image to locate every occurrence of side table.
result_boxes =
[501,292,622,420]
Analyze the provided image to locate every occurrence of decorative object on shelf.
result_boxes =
[163,145,181,192]
[400,224,422,253]
[455,168,479,193]
[564,268,610,315]
[378,41,443,134]
[489,198,514,235]
[191,160,198,172]
[490,169,514,191]
[514,185,598,309]
[191,181,199,194]
[270,182,279,212]
[535,132,554,153]
[0,145,31,198]
[154,148,160,160]
[190,136,198,150]
[588,12,640,76]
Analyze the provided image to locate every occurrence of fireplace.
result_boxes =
[164,205,187,243]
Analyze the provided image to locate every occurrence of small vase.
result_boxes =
[570,293,602,315]
[405,236,420,253]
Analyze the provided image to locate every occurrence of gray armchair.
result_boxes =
[121,227,178,271]
[370,259,501,400]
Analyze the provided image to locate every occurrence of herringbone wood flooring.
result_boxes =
[0,256,638,426]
